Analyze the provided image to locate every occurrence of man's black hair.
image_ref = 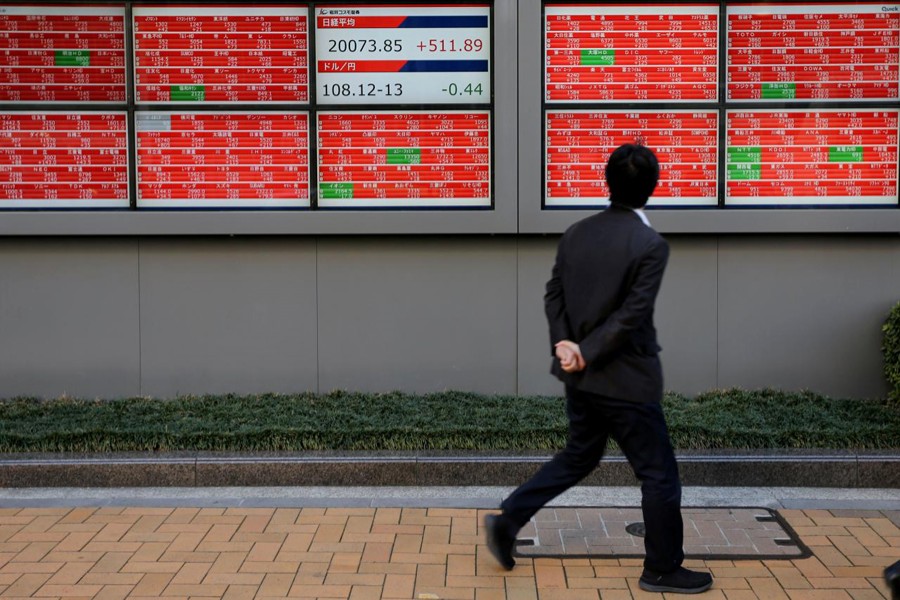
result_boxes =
[604,143,660,209]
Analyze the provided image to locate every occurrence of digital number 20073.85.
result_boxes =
[321,83,403,98]
[327,39,402,53]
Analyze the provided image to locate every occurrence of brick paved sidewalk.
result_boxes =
[0,505,897,599]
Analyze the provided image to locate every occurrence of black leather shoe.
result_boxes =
[884,559,899,600]
[484,514,516,570]
[639,567,713,594]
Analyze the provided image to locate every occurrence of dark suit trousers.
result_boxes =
[500,386,685,573]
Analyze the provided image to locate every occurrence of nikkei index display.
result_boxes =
[315,4,492,209]
[315,4,490,105]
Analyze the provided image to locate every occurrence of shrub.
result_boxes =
[0,390,898,452]
[884,301,900,404]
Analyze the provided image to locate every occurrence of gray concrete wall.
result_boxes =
[1,235,897,400]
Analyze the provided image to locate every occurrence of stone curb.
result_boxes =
[0,450,896,488]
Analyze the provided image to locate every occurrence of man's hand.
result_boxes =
[555,340,586,373]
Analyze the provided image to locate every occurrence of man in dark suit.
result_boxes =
[485,143,713,594]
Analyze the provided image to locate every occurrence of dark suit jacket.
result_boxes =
[545,205,669,403]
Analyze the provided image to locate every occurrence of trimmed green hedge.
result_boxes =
[0,389,897,453]
[884,301,900,404]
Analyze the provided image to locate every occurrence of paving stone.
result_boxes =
[0,503,894,599]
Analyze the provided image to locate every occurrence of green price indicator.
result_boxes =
[580,49,615,66]
[387,148,421,165]
[728,164,762,180]
[728,147,762,163]
[828,146,864,162]
[55,50,90,67]
[320,183,354,199]
[170,85,205,102]
[762,83,796,100]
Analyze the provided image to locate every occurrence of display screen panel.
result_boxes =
[726,109,899,205]
[136,112,310,208]
[727,3,900,102]
[0,5,126,103]
[315,4,490,105]
[545,110,718,207]
[544,3,718,103]
[133,5,309,104]
[0,112,129,208]
[317,111,491,207]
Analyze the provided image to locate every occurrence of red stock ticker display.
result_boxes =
[0,112,129,208]
[317,112,491,208]
[545,111,718,207]
[726,110,899,206]
[545,4,719,103]
[0,5,126,103]
[136,112,310,208]
[133,5,309,104]
[727,3,900,102]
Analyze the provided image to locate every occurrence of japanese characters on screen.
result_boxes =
[313,5,492,208]
[543,2,900,208]
[1,2,899,210]
[0,3,492,209]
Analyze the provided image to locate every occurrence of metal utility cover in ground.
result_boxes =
[514,507,810,560]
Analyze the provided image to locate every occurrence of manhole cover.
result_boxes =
[625,522,646,537]
[514,507,809,560]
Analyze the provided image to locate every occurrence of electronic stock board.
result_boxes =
[132,3,492,209]
[317,110,490,207]
[2,2,899,213]
[727,3,899,102]
[723,4,900,206]
[545,110,719,207]
[0,5,128,207]
[0,4,127,104]
[0,112,129,208]
[132,5,311,207]
[544,4,720,207]
[726,109,898,205]
[133,5,309,104]
[1,3,492,210]
[315,5,490,105]
[544,2,900,209]
[315,5,492,208]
